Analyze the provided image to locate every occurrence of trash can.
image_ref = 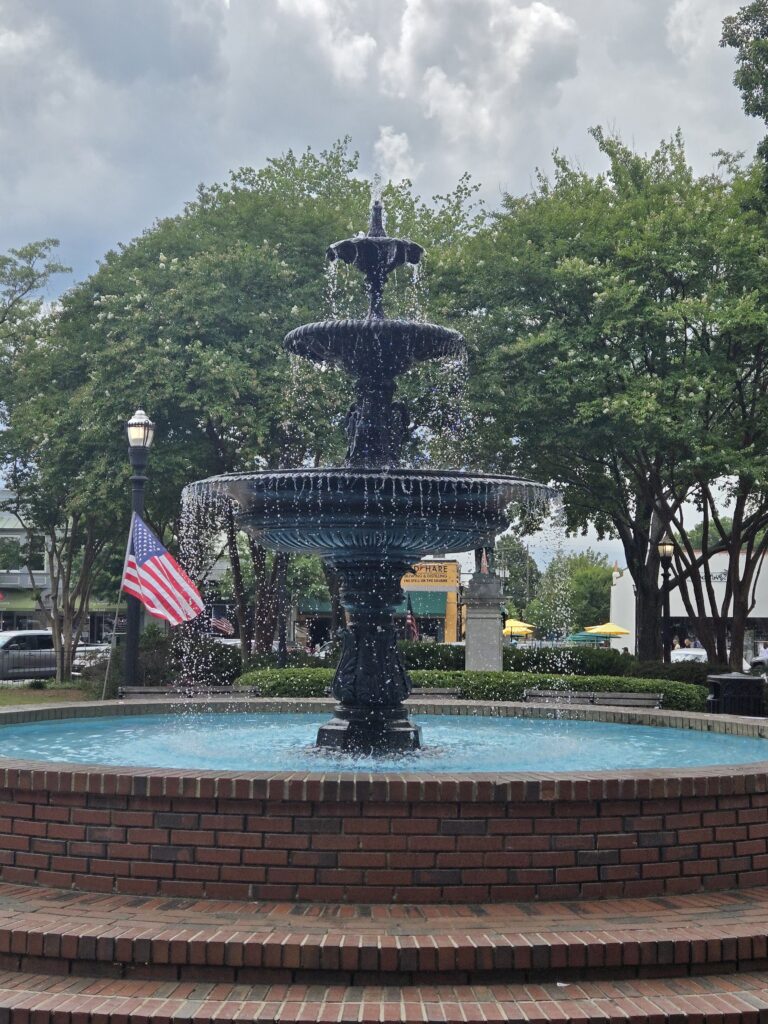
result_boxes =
[707,672,765,717]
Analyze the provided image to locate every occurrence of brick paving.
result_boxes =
[0,969,766,1020]
[0,881,765,984]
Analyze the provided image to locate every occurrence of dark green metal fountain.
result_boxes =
[192,203,548,752]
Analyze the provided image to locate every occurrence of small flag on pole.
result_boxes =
[405,592,420,641]
[121,514,204,626]
[210,616,235,636]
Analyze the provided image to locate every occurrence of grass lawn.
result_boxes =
[0,686,87,705]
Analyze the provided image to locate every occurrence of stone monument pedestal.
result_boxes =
[464,571,504,672]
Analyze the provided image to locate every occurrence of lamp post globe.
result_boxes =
[125,409,155,688]
[657,534,674,664]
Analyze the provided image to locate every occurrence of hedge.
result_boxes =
[455,672,706,712]
[398,642,723,685]
[235,667,706,711]
[398,642,465,670]
[627,660,728,686]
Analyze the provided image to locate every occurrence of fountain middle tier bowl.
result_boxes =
[190,468,551,559]
[283,319,464,376]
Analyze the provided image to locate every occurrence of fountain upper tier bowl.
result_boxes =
[283,319,463,377]
[190,468,550,560]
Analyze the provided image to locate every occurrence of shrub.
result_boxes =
[131,628,245,687]
[236,667,332,697]
[627,660,728,686]
[457,672,706,712]
[246,650,326,670]
[503,646,633,677]
[398,642,465,670]
[234,667,706,711]
[27,679,47,690]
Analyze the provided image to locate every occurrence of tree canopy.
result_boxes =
[454,129,768,664]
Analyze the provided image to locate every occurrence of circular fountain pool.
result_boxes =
[0,699,767,904]
[1,709,767,773]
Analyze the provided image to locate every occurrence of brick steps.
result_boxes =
[0,883,767,984]
[0,969,767,1021]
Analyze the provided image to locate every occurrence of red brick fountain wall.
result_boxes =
[0,753,765,903]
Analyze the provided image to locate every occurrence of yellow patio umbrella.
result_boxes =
[503,618,535,637]
[584,621,630,637]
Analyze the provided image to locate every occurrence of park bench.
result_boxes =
[117,685,261,700]
[523,688,663,709]
[592,691,664,708]
[408,687,460,698]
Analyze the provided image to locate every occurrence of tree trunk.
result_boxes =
[223,507,253,664]
[323,562,342,636]
[252,544,285,655]
[634,578,663,662]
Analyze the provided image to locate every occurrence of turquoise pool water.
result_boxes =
[0,711,765,772]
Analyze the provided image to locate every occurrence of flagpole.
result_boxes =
[101,516,135,701]
[100,590,124,701]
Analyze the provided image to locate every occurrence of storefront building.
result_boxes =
[297,558,461,645]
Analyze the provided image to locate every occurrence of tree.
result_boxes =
[722,2,768,182]
[493,534,540,613]
[457,129,768,666]
[3,142,480,670]
[567,551,613,631]
[525,550,611,636]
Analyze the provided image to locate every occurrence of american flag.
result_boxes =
[210,615,235,636]
[405,592,419,641]
[121,514,204,626]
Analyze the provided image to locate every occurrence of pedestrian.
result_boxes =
[692,637,702,649]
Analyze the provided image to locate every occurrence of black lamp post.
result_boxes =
[125,409,155,687]
[658,534,674,664]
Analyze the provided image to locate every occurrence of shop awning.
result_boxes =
[0,590,40,611]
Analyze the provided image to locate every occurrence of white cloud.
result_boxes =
[276,0,377,83]
[0,0,763,288]
[380,0,578,141]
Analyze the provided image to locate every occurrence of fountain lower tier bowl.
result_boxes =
[189,468,551,560]
[283,319,464,377]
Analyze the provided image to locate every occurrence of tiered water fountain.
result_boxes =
[191,202,548,752]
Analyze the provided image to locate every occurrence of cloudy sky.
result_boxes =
[0,0,761,293]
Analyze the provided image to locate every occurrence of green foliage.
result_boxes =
[398,642,465,670]
[494,534,541,612]
[236,667,332,696]
[457,673,707,712]
[721,4,768,125]
[503,645,631,676]
[521,550,611,637]
[457,127,768,661]
[0,539,20,571]
[627,660,727,686]
[246,649,327,669]
[233,667,705,710]
[129,627,243,687]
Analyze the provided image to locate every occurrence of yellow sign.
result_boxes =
[401,560,459,592]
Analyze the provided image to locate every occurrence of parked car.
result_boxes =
[0,630,56,680]
[670,648,708,663]
[73,642,111,670]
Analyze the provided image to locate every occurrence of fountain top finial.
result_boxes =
[326,200,424,318]
[367,200,386,238]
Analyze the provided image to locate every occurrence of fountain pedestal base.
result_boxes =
[317,705,421,753]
